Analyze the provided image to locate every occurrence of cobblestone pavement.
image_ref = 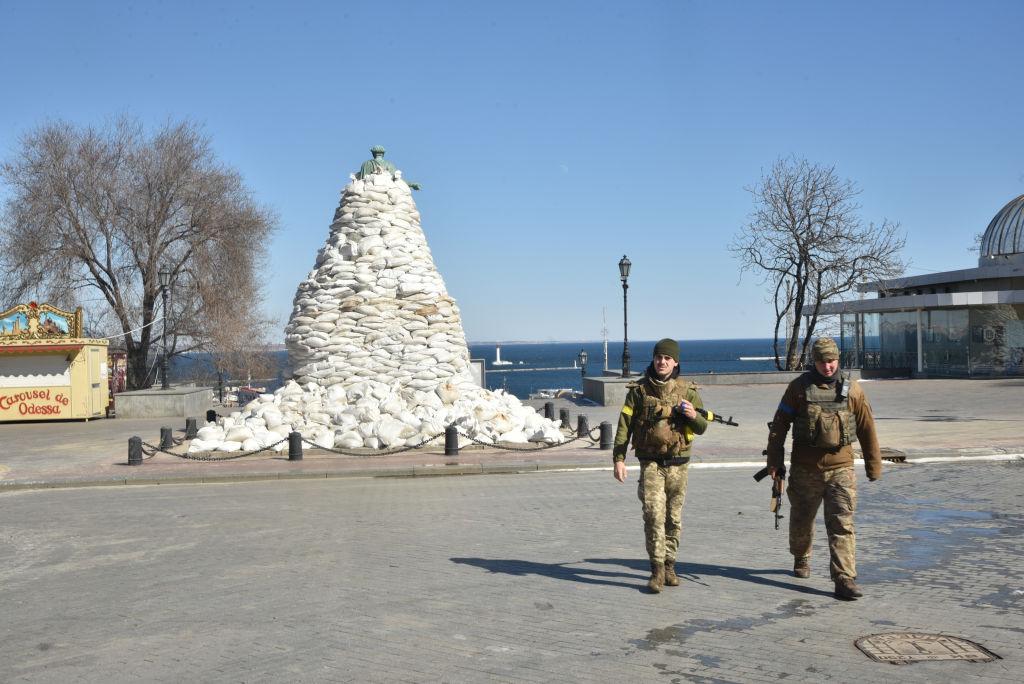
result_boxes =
[2,460,1021,682]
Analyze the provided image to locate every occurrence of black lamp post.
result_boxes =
[618,255,631,378]
[578,348,588,383]
[158,269,171,390]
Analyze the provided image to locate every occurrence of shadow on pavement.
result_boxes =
[451,557,834,597]
[451,557,641,590]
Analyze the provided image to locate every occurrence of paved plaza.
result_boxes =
[1,377,1023,681]
[2,461,1022,682]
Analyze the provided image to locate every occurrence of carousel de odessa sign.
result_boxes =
[0,387,71,416]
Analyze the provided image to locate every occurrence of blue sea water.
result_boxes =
[174,339,783,400]
[470,339,781,398]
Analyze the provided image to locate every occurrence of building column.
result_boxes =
[916,308,924,375]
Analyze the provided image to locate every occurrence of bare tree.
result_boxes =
[0,117,277,388]
[731,158,906,370]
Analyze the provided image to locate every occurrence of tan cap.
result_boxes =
[812,337,840,361]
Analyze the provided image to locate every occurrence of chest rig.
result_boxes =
[793,372,857,450]
[630,377,695,456]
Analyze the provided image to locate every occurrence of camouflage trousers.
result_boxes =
[637,461,689,563]
[788,465,858,580]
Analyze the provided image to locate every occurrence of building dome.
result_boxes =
[979,194,1024,266]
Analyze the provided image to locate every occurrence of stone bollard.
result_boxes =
[288,432,303,461]
[128,436,142,466]
[205,409,217,424]
[544,401,555,420]
[599,421,613,450]
[577,414,590,439]
[445,425,459,457]
[559,408,570,429]
[185,417,198,439]
[160,427,173,449]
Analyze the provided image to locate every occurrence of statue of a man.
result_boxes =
[355,146,420,190]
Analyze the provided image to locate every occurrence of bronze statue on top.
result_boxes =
[355,146,420,190]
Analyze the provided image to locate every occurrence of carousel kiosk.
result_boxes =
[0,302,109,421]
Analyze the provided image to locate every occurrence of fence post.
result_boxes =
[576,414,589,439]
[544,401,555,420]
[128,436,142,466]
[599,421,613,450]
[445,425,459,457]
[288,431,303,461]
[185,417,198,439]
[159,427,173,449]
[559,408,570,429]
[205,409,217,423]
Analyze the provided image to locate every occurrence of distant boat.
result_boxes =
[492,345,513,367]
[739,356,774,361]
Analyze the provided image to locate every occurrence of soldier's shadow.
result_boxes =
[450,557,833,597]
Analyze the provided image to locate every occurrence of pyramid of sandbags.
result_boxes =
[189,149,564,453]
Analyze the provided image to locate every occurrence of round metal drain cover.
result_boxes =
[855,632,999,664]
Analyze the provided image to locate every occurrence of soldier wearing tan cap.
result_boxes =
[764,337,882,600]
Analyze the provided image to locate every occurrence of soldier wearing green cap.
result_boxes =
[764,337,882,600]
[613,338,708,593]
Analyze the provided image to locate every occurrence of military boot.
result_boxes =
[793,557,811,579]
[834,576,863,600]
[647,561,665,593]
[663,560,680,586]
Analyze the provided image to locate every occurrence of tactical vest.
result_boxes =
[793,372,857,450]
[630,378,696,456]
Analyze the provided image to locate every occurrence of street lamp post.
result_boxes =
[618,255,631,378]
[158,269,171,390]
[578,348,588,383]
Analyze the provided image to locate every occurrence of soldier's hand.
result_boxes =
[613,461,628,483]
[677,400,697,420]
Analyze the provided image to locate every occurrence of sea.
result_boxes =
[173,339,782,400]
[471,339,779,398]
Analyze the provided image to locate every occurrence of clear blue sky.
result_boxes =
[2,1,1022,343]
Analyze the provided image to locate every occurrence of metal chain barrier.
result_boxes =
[141,438,288,461]
[298,431,446,458]
[135,417,608,464]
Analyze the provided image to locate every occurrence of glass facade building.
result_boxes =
[816,195,1024,378]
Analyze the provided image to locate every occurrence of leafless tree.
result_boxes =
[0,117,277,389]
[731,158,906,370]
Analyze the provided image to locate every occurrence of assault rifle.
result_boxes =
[685,407,739,426]
[753,460,786,530]
[669,405,739,426]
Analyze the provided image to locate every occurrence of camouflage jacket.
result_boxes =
[613,366,707,463]
[766,371,882,480]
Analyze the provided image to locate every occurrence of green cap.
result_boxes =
[653,338,680,362]
[812,337,840,361]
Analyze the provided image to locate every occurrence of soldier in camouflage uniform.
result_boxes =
[613,339,708,593]
[764,337,882,600]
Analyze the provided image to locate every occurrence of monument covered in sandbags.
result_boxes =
[190,148,564,453]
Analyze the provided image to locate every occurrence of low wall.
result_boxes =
[114,386,214,419]
[584,369,863,406]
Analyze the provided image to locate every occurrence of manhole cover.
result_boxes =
[855,632,999,664]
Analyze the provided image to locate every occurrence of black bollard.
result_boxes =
[544,401,555,420]
[205,409,217,423]
[559,408,570,429]
[128,436,142,466]
[599,421,613,450]
[160,426,173,449]
[445,425,459,457]
[288,431,303,461]
[185,417,198,439]
[577,414,590,439]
